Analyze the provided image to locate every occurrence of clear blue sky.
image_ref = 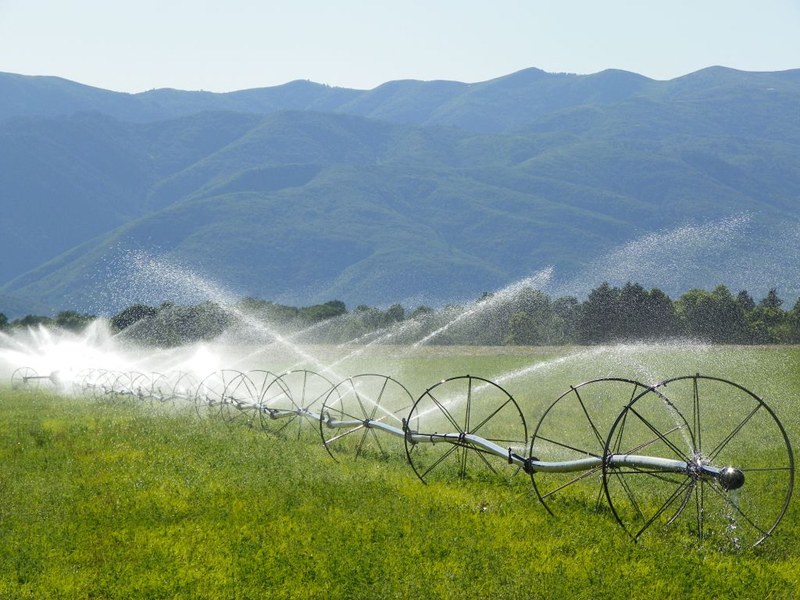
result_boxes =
[1,0,798,93]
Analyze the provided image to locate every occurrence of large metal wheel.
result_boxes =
[319,374,414,463]
[603,374,795,548]
[11,367,39,390]
[258,370,333,438]
[529,378,649,514]
[404,375,528,484]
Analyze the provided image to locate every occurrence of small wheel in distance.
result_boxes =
[114,371,150,401]
[11,367,39,390]
[238,370,279,428]
[79,368,107,398]
[148,372,173,404]
[219,371,262,428]
[171,371,200,406]
[95,370,120,401]
[195,370,245,420]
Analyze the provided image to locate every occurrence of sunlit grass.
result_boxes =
[1,345,799,598]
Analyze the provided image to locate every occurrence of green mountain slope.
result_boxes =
[1,67,799,316]
[0,111,262,283]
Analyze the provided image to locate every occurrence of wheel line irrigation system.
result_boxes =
[10,365,795,549]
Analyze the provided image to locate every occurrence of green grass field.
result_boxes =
[1,344,799,598]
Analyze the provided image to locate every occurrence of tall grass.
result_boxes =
[1,345,799,598]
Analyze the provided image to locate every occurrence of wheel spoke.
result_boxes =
[428,391,464,433]
[470,397,512,437]
[420,443,460,480]
[326,424,366,445]
[321,375,413,463]
[707,404,762,463]
[628,406,690,462]
[694,481,704,539]
[472,446,500,475]
[633,479,693,541]
[693,377,701,454]
[705,482,771,539]
[531,379,647,514]
[612,467,645,522]
[534,434,602,458]
[574,387,605,449]
[539,465,603,500]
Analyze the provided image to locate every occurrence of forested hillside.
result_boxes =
[1,67,798,317]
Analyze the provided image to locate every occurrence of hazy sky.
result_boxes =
[1,0,798,93]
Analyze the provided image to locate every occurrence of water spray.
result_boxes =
[9,365,793,548]
[4,249,793,547]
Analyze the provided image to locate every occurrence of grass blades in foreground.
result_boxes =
[1,353,799,598]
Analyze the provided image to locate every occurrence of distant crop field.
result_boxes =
[1,344,799,599]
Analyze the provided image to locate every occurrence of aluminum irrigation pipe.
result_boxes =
[323,414,736,485]
[8,368,794,548]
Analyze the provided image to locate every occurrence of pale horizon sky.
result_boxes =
[1,0,798,93]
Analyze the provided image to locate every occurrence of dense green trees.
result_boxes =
[4,283,800,346]
[108,301,232,347]
[676,286,747,343]
[54,311,96,332]
[789,298,800,344]
[576,283,680,343]
[504,288,573,345]
[1,311,94,331]
[9,314,54,328]
[110,304,158,331]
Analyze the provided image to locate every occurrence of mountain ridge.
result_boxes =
[5,65,798,130]
[1,66,799,317]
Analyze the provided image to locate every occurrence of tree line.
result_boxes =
[2,283,799,347]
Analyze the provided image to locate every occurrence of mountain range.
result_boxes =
[1,66,799,318]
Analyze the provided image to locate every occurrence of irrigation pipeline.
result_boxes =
[9,366,795,548]
[325,414,726,481]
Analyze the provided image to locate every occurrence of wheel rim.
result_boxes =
[258,370,333,438]
[148,372,170,403]
[171,371,200,406]
[530,377,648,514]
[404,375,528,484]
[195,370,245,420]
[603,374,795,548]
[219,371,261,427]
[11,367,39,390]
[320,374,413,463]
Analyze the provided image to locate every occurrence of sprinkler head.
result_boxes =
[719,466,745,491]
